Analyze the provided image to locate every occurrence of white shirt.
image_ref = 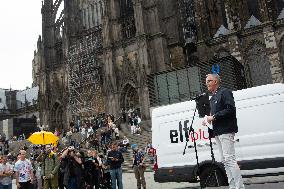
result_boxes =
[114,128,119,136]
[137,117,141,124]
[66,131,72,136]
[81,127,86,135]
[87,128,93,138]
[122,138,129,145]
[14,159,33,183]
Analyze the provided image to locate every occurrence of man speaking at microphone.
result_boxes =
[203,73,245,189]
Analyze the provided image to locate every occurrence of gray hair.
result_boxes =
[206,73,221,83]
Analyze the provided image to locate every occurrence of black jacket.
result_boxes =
[210,87,238,136]
[107,150,124,169]
[84,158,100,185]
[62,156,83,188]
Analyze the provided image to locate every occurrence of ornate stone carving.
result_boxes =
[120,54,138,90]
[105,74,114,93]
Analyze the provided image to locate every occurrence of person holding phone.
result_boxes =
[107,143,124,189]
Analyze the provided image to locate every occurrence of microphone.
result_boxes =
[192,93,206,100]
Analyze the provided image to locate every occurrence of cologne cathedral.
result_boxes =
[33,0,284,130]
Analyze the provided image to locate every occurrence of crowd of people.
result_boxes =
[0,112,154,189]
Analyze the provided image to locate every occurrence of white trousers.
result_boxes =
[131,125,136,134]
[215,133,245,189]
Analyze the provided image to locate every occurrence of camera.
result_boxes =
[68,146,75,151]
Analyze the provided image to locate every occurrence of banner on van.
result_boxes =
[169,120,210,143]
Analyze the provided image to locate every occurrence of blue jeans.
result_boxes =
[119,147,127,153]
[67,177,77,189]
[0,183,12,189]
[110,167,123,189]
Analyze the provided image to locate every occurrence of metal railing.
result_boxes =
[147,56,247,107]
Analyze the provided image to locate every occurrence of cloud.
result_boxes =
[0,0,42,90]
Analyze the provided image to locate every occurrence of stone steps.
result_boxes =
[119,122,154,173]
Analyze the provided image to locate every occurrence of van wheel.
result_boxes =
[199,166,227,188]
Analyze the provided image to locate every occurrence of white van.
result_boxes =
[152,83,284,187]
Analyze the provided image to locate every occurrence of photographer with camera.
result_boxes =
[61,146,83,189]
[84,150,101,189]
[36,145,60,189]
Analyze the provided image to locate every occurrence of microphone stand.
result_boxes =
[193,92,221,188]
[183,101,203,188]
[204,128,220,187]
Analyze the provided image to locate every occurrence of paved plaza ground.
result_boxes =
[12,172,284,189]
[122,172,284,189]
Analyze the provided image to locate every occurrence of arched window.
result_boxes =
[245,43,272,87]
[51,102,64,131]
[274,0,284,18]
[205,0,227,36]
[119,0,136,39]
[247,0,260,19]
[121,84,139,111]
[179,0,197,44]
[208,53,247,90]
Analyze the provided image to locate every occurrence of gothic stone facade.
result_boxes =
[34,0,67,131]
[37,0,284,130]
[101,0,284,119]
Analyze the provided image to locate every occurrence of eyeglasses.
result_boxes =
[206,79,214,84]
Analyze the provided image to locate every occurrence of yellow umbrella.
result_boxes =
[28,131,59,146]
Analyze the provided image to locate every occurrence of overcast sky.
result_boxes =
[0,1,42,90]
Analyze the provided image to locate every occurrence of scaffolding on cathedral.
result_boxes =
[67,28,104,119]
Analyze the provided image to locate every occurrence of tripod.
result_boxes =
[203,129,222,187]
[183,104,203,188]
[183,94,223,188]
